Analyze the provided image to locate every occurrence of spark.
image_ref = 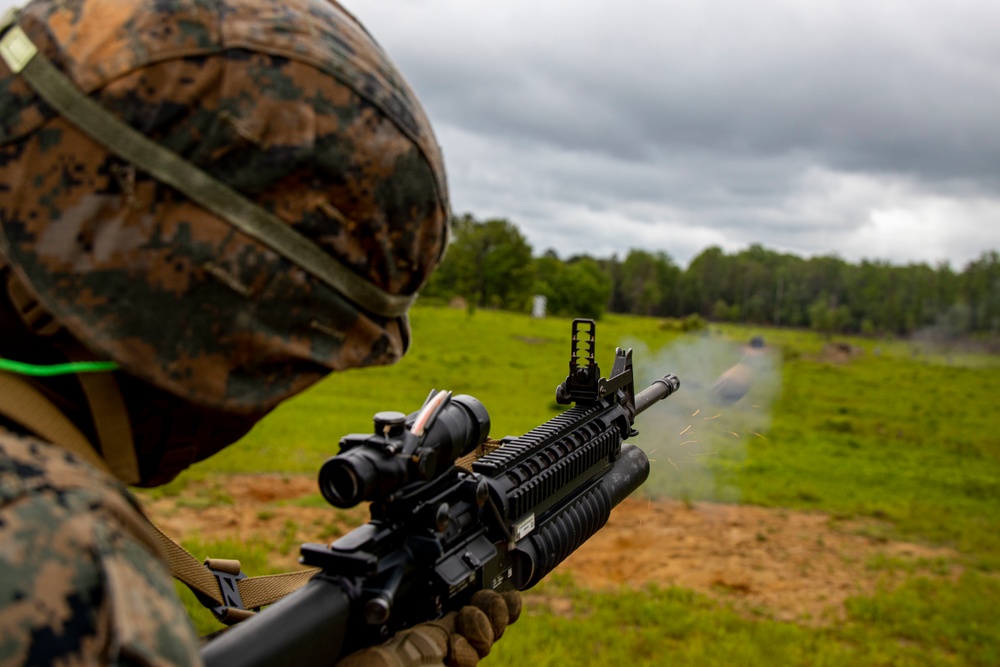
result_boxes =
[679,425,693,436]
[751,431,768,440]
[668,458,679,471]
[691,409,701,417]
[648,447,662,455]
[704,414,722,420]
[692,451,718,458]
[728,431,740,438]
[678,440,699,446]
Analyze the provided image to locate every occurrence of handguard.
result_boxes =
[201,319,680,667]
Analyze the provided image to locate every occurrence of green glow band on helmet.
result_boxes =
[0,19,415,321]
[0,358,120,376]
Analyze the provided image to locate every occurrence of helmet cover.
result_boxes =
[0,0,449,414]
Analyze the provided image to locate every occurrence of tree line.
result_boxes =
[422,214,1000,338]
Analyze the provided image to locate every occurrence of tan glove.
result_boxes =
[336,590,522,667]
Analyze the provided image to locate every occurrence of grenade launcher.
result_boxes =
[202,319,680,666]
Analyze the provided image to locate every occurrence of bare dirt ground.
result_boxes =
[143,475,960,625]
[558,497,958,623]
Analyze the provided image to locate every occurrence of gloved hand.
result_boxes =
[335,590,522,667]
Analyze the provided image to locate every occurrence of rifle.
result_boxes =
[201,318,680,666]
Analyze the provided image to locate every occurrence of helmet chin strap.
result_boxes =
[0,369,113,474]
[0,356,140,485]
[1,269,140,484]
[58,338,141,485]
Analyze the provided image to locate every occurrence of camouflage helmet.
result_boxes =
[0,0,449,414]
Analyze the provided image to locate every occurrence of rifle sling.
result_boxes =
[0,368,317,622]
[4,267,142,485]
[57,339,141,485]
[145,520,321,624]
[0,370,111,472]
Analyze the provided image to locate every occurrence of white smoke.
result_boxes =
[627,332,783,503]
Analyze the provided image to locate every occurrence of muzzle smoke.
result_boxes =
[629,333,782,503]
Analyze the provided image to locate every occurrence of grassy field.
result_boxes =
[149,306,1000,665]
[187,306,684,474]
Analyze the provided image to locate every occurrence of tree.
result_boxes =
[426,214,534,311]
[808,294,851,337]
[426,214,999,337]
[616,250,680,316]
[535,254,611,319]
[962,251,1000,335]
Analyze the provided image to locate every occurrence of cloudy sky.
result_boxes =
[347,0,1000,268]
[4,0,997,268]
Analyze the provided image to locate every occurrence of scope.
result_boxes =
[319,394,489,508]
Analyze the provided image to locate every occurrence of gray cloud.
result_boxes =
[2,0,995,267]
[360,0,1000,180]
[346,0,1000,267]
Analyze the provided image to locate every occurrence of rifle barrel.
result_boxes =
[634,374,681,417]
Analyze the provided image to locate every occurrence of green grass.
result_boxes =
[620,321,1000,569]
[742,335,1000,568]
[487,573,1000,667]
[201,307,685,475]
[165,306,1000,662]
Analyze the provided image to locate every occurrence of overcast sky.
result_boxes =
[5,0,998,268]
[347,0,1000,268]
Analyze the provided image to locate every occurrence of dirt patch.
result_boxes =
[142,475,960,624]
[559,497,958,623]
[814,342,864,364]
[141,475,369,571]
[513,336,550,345]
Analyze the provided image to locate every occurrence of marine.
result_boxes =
[0,0,516,664]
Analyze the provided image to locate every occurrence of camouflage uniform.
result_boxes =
[0,0,451,664]
[0,0,449,416]
[0,432,202,666]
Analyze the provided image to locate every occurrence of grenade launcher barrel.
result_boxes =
[202,319,680,667]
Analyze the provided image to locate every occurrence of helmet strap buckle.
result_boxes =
[5,271,61,336]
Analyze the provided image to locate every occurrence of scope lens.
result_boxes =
[318,395,492,508]
[319,457,363,508]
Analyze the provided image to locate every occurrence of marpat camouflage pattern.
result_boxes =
[0,0,451,661]
[0,0,450,415]
[0,431,202,666]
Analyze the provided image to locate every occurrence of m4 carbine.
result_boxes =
[202,319,680,666]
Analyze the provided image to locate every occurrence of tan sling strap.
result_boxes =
[145,521,321,625]
[0,366,318,623]
[56,339,142,485]
[3,265,59,336]
[0,18,415,321]
[0,370,113,473]
[4,266,142,485]
[72,369,141,484]
[455,438,505,471]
